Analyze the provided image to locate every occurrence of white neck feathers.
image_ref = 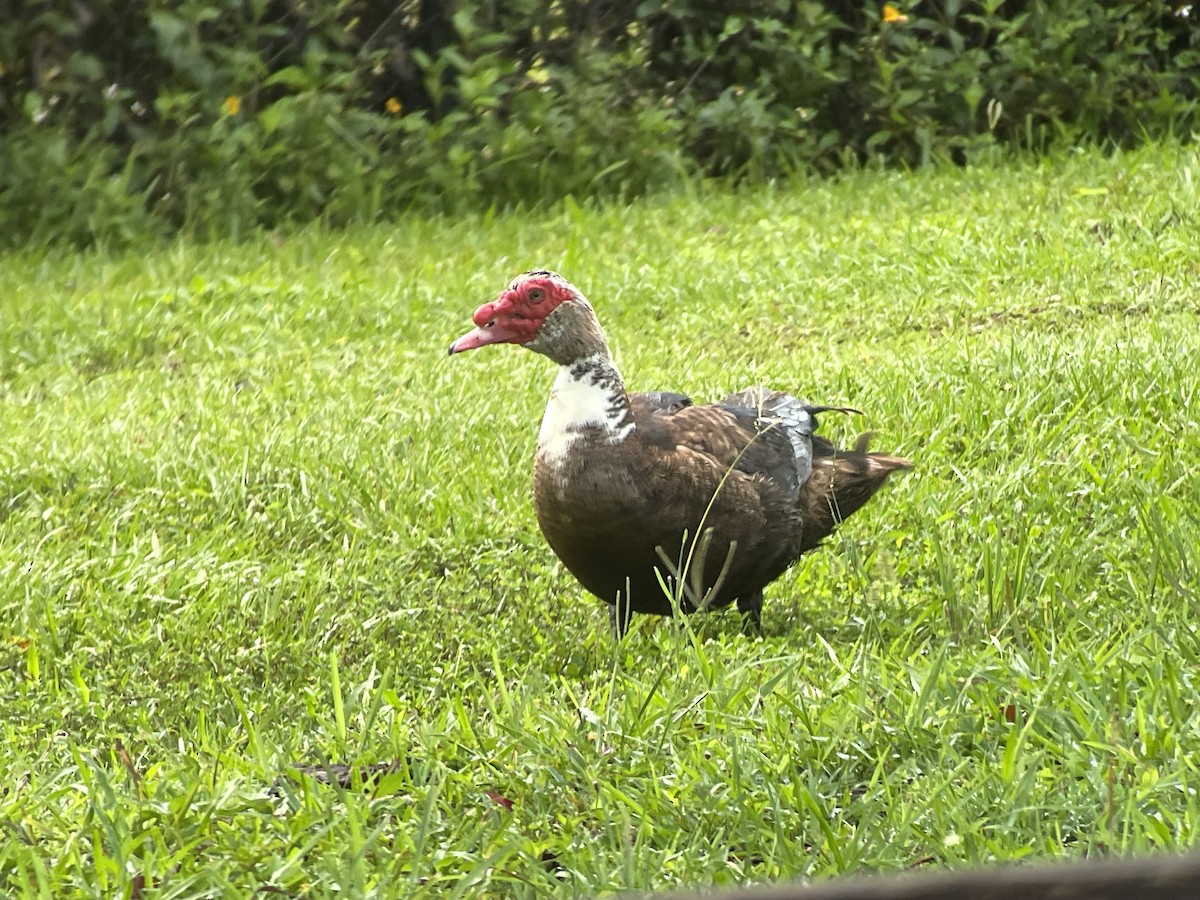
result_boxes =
[537,354,633,465]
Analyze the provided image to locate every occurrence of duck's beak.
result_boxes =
[449,300,528,354]
[448,319,524,354]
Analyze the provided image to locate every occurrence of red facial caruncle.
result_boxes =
[448,272,574,354]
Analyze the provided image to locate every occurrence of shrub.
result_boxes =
[0,1,1197,249]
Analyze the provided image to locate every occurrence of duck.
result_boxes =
[449,270,912,636]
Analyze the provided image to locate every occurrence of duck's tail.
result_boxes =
[797,433,912,553]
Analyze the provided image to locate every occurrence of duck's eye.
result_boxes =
[528,288,544,303]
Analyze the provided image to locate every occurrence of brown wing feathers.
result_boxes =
[636,395,911,573]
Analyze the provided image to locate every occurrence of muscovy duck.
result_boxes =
[450,270,911,636]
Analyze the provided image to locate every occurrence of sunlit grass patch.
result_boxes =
[1,143,1199,896]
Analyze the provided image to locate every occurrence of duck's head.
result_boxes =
[449,270,606,365]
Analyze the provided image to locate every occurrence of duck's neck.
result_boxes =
[537,352,634,465]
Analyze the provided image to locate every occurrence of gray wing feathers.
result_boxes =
[720,386,861,490]
[633,391,693,415]
[721,386,819,487]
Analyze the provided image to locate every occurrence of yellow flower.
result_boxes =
[385,97,402,115]
[223,95,241,116]
[882,3,909,23]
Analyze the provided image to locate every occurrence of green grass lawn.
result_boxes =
[2,142,1199,897]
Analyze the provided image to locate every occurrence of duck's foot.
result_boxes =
[737,590,763,634]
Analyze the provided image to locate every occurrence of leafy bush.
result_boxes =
[0,0,1197,248]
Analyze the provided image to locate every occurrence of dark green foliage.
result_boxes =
[1,1,1197,248]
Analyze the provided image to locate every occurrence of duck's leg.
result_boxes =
[609,598,633,639]
[737,590,763,633]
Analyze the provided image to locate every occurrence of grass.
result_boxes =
[2,141,1199,897]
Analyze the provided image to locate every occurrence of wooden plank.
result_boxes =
[645,853,1200,900]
